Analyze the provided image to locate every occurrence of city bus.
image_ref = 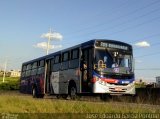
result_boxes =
[20,39,135,99]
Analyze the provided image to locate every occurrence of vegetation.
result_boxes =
[135,83,146,88]
[0,77,159,118]
[0,91,159,119]
[0,77,19,90]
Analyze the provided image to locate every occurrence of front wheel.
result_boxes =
[69,86,77,100]
[100,94,111,101]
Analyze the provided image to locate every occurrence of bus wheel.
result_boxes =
[69,86,77,100]
[62,94,68,99]
[56,95,61,99]
[100,94,111,101]
[32,87,38,98]
[38,94,44,98]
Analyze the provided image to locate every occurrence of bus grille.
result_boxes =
[109,88,127,92]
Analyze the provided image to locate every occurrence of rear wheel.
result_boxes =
[32,87,38,98]
[32,87,44,98]
[62,94,68,99]
[56,95,61,99]
[38,94,44,98]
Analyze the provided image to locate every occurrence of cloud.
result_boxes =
[134,41,150,47]
[33,42,62,50]
[41,32,63,40]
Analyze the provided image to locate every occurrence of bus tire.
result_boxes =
[100,94,111,101]
[62,94,68,99]
[38,94,44,98]
[32,87,38,98]
[69,85,77,100]
[56,95,61,99]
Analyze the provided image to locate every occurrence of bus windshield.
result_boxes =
[94,49,133,74]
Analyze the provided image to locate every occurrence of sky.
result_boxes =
[0,0,160,82]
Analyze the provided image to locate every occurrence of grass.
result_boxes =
[0,91,159,119]
[0,77,159,118]
[0,77,19,82]
[0,91,160,113]
[0,77,19,90]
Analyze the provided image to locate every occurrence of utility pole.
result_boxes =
[41,28,63,55]
[41,28,63,94]
[2,59,7,83]
[46,28,52,55]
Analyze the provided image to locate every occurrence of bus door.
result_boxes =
[81,48,93,92]
[45,59,52,93]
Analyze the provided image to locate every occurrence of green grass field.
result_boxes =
[0,91,160,119]
[0,91,159,113]
[0,77,19,90]
[0,77,159,118]
[0,77,19,82]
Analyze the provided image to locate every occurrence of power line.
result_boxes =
[133,41,160,51]
[58,1,160,47]
[73,0,131,28]
[64,14,160,46]
[62,14,160,46]
[135,68,160,70]
[66,0,132,35]
[128,33,160,44]
[135,51,160,58]
[49,32,160,49]
[74,7,160,38]
[65,0,160,38]
[100,16,160,38]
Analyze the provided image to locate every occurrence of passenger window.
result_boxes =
[62,52,69,62]
[32,62,38,69]
[26,64,32,70]
[21,65,26,77]
[26,70,31,77]
[37,67,45,74]
[39,60,44,67]
[54,55,61,64]
[22,71,26,77]
[70,49,79,69]
[71,49,79,59]
[22,65,26,71]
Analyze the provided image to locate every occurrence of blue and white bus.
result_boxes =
[20,39,135,99]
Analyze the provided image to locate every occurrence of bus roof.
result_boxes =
[22,39,132,65]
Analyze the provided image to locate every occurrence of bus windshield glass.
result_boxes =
[94,49,133,74]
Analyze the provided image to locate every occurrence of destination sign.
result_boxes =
[98,42,128,50]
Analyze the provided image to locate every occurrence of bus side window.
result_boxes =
[26,64,32,77]
[70,49,79,69]
[55,55,61,64]
[31,62,38,76]
[37,60,45,74]
[39,60,45,67]
[62,52,69,70]
[22,65,26,77]
[52,55,61,72]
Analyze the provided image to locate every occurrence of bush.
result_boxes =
[0,80,19,90]
[135,82,146,88]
